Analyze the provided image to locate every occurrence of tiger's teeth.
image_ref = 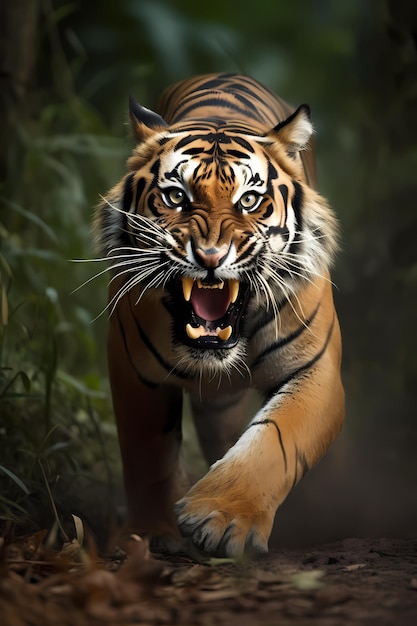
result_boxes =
[186,324,232,341]
[216,325,232,341]
[229,279,239,303]
[186,323,204,339]
[182,277,194,301]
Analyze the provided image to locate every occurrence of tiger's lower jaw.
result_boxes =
[175,339,249,377]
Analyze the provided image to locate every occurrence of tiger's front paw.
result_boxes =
[175,465,274,558]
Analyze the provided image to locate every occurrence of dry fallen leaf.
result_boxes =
[253,569,288,585]
[290,570,325,590]
[343,563,367,572]
[171,563,218,587]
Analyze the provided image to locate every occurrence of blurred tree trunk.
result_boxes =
[0,0,38,185]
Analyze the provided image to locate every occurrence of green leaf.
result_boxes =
[0,464,30,494]
[57,370,106,398]
[20,371,31,392]
[0,370,31,397]
[2,198,59,244]
[36,424,62,457]
[206,557,240,566]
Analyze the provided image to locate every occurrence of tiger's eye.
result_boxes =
[166,188,185,206]
[238,192,262,212]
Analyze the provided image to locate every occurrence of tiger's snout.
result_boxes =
[193,243,229,269]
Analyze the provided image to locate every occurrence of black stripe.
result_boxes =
[233,136,255,152]
[262,201,274,219]
[246,419,287,472]
[267,160,279,181]
[247,297,288,340]
[276,423,288,473]
[292,181,303,230]
[157,136,170,147]
[232,91,264,116]
[236,235,252,253]
[226,149,251,160]
[265,315,336,401]
[123,173,135,214]
[278,185,288,233]
[115,310,158,388]
[128,293,190,380]
[150,158,160,181]
[134,177,147,211]
[227,81,278,124]
[238,239,258,262]
[251,302,321,369]
[266,224,288,237]
[291,444,310,489]
[173,97,262,124]
[228,77,275,98]
[183,147,205,156]
[173,122,220,134]
[174,135,200,150]
[147,191,162,218]
[279,184,288,209]
[194,76,233,91]
[293,445,309,488]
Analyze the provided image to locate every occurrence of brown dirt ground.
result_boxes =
[1,534,416,625]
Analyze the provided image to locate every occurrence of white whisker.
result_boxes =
[254,271,281,340]
[258,258,313,332]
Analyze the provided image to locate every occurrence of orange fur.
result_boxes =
[96,74,344,556]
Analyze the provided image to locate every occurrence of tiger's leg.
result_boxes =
[108,314,187,544]
[191,391,251,466]
[176,321,344,557]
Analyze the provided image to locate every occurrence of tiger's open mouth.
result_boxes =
[167,277,249,349]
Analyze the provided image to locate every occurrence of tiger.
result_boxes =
[95,73,345,557]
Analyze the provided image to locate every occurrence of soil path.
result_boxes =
[1,536,416,625]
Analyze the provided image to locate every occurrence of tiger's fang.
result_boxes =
[182,277,194,301]
[217,326,232,341]
[229,279,239,303]
[186,323,204,339]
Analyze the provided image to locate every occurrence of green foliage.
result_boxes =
[0,4,128,535]
[0,174,121,531]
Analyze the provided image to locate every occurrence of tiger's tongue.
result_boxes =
[191,285,230,322]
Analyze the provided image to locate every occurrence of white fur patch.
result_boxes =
[158,151,197,202]
[289,112,313,150]
[231,160,268,205]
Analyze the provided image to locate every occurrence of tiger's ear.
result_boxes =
[268,105,313,158]
[129,95,168,142]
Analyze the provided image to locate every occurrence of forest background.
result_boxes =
[1,0,416,549]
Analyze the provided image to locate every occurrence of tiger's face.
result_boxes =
[99,104,337,367]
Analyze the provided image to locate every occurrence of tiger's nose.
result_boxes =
[193,244,229,268]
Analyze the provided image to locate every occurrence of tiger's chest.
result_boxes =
[115,280,312,398]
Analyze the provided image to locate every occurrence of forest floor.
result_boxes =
[0,534,416,625]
